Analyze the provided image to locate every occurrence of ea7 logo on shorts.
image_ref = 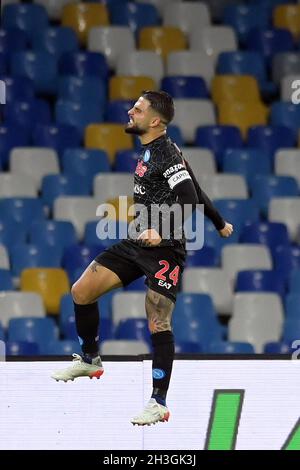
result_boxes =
[158,279,172,289]
[135,160,148,177]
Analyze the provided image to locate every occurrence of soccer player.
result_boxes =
[52,91,233,425]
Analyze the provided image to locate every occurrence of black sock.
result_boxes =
[74,302,99,356]
[151,331,174,406]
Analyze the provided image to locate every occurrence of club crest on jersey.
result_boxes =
[135,160,148,177]
[143,149,151,162]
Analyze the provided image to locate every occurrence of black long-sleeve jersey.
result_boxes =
[129,134,225,247]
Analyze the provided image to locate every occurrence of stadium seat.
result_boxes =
[207,341,255,354]
[213,199,260,231]
[32,124,81,160]
[61,3,109,45]
[106,100,135,124]
[273,4,300,40]
[235,270,285,298]
[115,318,150,345]
[0,52,7,75]
[0,173,37,197]
[58,76,106,108]
[29,220,77,250]
[274,245,300,280]
[10,148,59,190]
[114,150,140,173]
[163,2,210,37]
[263,341,292,354]
[269,197,300,241]
[4,99,51,132]
[175,341,202,353]
[223,4,269,44]
[116,51,164,85]
[166,51,215,87]
[211,75,261,105]
[88,26,135,70]
[20,268,70,315]
[166,125,184,146]
[42,339,81,355]
[222,244,272,285]
[272,53,300,86]
[229,293,284,352]
[275,149,300,186]
[0,292,45,328]
[84,220,128,248]
[0,198,45,231]
[94,173,133,202]
[0,28,28,59]
[10,51,57,94]
[222,148,271,184]
[62,244,101,283]
[59,51,108,79]
[198,174,248,199]
[109,2,159,36]
[34,0,79,21]
[125,276,147,291]
[62,148,110,183]
[240,222,289,254]
[100,340,150,355]
[185,247,218,268]
[246,28,294,65]
[11,243,62,277]
[8,317,58,345]
[183,267,233,315]
[172,293,223,348]
[31,26,78,59]
[55,99,104,135]
[161,76,209,99]
[271,102,300,138]
[54,196,99,239]
[247,125,296,163]
[139,26,187,59]
[289,269,300,294]
[85,124,133,164]
[0,125,30,169]
[112,292,145,327]
[189,25,237,62]
[195,125,243,168]
[201,219,240,258]
[1,76,34,103]
[172,99,216,144]
[218,101,269,139]
[109,76,156,101]
[2,4,48,41]
[0,269,13,290]
[283,318,300,344]
[180,148,216,177]
[285,293,300,319]
[6,341,39,356]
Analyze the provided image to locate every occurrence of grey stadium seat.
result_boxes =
[112,292,146,326]
[0,291,46,328]
[100,340,150,355]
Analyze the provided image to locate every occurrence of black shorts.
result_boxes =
[95,240,186,303]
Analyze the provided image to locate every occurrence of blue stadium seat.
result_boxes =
[115,150,140,172]
[0,28,28,58]
[0,269,13,290]
[41,339,81,355]
[203,219,240,256]
[0,52,7,75]
[235,269,285,297]
[175,341,202,353]
[289,269,300,293]
[55,100,103,135]
[285,293,300,320]
[282,318,300,344]
[240,222,290,255]
[108,2,159,36]
[247,125,296,163]
[10,51,57,94]
[106,100,135,124]
[59,51,108,78]
[0,219,27,250]
[161,76,209,98]
[195,125,243,168]
[4,99,51,131]
[42,174,91,206]
[84,221,128,248]
[115,318,150,344]
[1,76,34,103]
[2,4,48,41]
[6,341,39,356]
[32,27,78,59]
[217,51,275,95]
[11,243,62,277]
[263,341,292,353]
[222,148,271,184]
[274,245,300,280]
[125,276,146,291]
[58,76,106,108]
[8,317,58,345]
[223,5,270,44]
[32,124,81,159]
[62,244,103,283]
[246,28,294,65]
[62,148,110,184]
[0,125,30,169]
[172,293,223,348]
[166,125,184,147]
[0,322,4,341]
[271,102,300,137]
[29,221,77,250]
[0,198,45,231]
[213,199,260,232]
[185,246,218,268]
[250,175,298,216]
[207,341,255,354]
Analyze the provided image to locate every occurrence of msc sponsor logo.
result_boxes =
[163,163,185,178]
[134,184,146,195]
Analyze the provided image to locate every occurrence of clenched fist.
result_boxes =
[219,222,234,238]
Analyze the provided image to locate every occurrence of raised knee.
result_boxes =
[71,282,92,305]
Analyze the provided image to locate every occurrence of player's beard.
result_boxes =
[125,122,146,135]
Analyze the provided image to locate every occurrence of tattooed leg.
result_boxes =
[145,288,174,333]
